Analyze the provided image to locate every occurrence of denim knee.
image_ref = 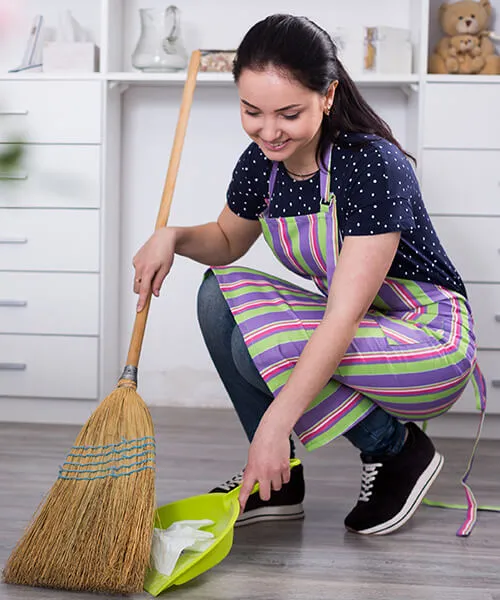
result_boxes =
[197,271,230,336]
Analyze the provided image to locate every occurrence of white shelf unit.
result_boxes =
[1,0,499,431]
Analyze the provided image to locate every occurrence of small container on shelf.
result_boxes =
[364,26,413,75]
[199,50,237,73]
[331,26,413,76]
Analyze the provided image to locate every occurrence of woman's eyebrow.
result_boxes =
[241,99,302,112]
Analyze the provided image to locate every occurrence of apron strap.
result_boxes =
[265,162,280,207]
[422,361,500,536]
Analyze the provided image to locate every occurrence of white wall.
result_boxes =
[119,85,409,407]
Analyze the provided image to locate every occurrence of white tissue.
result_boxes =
[151,519,215,577]
[57,10,89,43]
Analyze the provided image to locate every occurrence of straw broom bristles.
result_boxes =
[3,384,156,594]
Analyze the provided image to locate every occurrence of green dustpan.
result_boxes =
[144,458,301,596]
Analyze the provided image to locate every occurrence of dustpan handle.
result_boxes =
[122,50,201,378]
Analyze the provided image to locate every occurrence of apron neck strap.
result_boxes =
[267,161,279,200]
[319,144,333,205]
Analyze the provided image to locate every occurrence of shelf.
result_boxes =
[426,75,500,84]
[0,71,421,88]
[107,71,419,88]
[106,71,234,85]
[0,73,104,81]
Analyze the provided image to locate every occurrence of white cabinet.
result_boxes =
[0,81,102,143]
[0,335,98,399]
[466,284,500,350]
[0,273,99,335]
[0,145,101,209]
[421,150,500,215]
[431,216,500,282]
[421,79,500,418]
[0,76,119,416]
[0,209,100,271]
[423,84,500,149]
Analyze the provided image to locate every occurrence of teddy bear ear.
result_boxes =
[480,0,492,15]
[439,2,449,18]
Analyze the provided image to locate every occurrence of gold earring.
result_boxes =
[324,106,332,116]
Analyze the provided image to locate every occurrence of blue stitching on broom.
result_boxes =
[63,449,156,468]
[71,436,155,451]
[58,464,155,481]
[67,443,155,460]
[58,459,155,480]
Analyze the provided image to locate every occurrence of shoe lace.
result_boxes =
[216,471,244,492]
[359,462,382,502]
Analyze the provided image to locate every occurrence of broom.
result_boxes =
[3,49,201,595]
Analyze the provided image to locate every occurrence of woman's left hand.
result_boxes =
[238,414,292,513]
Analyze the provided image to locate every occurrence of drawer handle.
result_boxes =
[0,110,29,116]
[0,237,28,244]
[0,363,27,371]
[491,380,500,388]
[0,173,28,180]
[0,300,27,307]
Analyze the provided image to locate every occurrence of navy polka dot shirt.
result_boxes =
[227,132,466,297]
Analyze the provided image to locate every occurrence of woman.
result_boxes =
[133,15,485,536]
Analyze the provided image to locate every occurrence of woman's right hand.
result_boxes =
[133,227,177,312]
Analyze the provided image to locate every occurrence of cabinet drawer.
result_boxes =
[422,150,500,215]
[424,84,500,149]
[0,208,99,272]
[0,145,101,208]
[466,284,500,350]
[0,81,101,143]
[0,272,99,335]
[451,351,500,414]
[0,335,98,399]
[432,216,500,282]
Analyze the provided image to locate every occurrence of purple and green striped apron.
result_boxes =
[211,145,491,535]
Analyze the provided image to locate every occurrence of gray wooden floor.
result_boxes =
[1,407,499,600]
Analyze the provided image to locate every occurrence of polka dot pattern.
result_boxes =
[227,133,466,297]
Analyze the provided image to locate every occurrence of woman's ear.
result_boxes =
[324,80,338,115]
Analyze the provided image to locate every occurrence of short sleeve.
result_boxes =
[342,144,416,236]
[227,143,271,220]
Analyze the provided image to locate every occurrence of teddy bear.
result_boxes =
[429,0,500,74]
[446,34,486,72]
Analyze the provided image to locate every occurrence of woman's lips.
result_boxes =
[261,139,291,152]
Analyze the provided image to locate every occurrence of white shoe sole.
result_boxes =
[235,503,305,527]
[350,451,444,536]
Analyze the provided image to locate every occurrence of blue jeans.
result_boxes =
[197,272,406,459]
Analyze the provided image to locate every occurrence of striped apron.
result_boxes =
[211,145,490,535]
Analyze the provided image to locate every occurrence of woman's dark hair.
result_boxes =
[233,14,414,164]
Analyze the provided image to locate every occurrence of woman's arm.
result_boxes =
[133,205,261,310]
[174,205,262,265]
[263,231,401,434]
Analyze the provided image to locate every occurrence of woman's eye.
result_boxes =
[244,110,260,117]
[283,113,300,120]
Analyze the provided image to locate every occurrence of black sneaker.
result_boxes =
[210,462,305,527]
[344,422,444,535]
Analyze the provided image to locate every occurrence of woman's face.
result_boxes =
[237,67,336,163]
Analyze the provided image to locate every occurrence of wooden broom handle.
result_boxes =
[125,50,201,369]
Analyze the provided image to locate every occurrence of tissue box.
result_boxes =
[43,42,99,73]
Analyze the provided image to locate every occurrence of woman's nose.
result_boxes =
[259,118,282,142]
